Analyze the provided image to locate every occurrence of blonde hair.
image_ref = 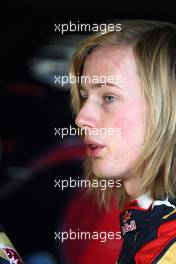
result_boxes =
[69,20,176,209]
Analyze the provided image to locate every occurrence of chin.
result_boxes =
[92,164,115,179]
[91,163,105,178]
[91,161,124,180]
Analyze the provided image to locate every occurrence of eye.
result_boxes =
[103,95,117,104]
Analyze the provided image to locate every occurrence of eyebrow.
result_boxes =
[79,82,124,91]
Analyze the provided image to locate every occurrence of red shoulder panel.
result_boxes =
[135,220,176,264]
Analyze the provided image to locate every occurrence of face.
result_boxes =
[75,45,146,184]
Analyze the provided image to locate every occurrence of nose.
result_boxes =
[75,103,97,129]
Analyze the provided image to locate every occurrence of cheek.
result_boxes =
[111,108,145,145]
[112,112,137,133]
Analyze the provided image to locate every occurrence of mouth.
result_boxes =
[84,139,106,157]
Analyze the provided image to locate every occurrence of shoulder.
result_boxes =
[135,215,176,264]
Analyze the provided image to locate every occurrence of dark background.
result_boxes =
[0,1,176,263]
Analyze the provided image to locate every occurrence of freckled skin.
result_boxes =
[75,46,147,197]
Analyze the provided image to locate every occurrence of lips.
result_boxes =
[84,139,106,157]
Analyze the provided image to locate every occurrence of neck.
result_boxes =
[123,173,143,199]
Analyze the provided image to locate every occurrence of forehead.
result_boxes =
[82,45,138,77]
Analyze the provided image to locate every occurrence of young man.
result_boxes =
[70,20,176,263]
